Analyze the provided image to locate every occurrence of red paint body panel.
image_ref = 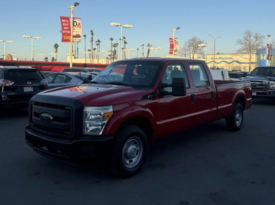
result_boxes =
[36,59,252,141]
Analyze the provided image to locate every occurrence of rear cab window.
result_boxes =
[4,69,43,84]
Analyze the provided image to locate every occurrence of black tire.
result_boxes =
[226,103,243,132]
[111,125,148,178]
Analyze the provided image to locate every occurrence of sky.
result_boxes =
[0,0,275,62]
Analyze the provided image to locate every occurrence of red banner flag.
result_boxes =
[60,16,71,42]
[169,37,174,55]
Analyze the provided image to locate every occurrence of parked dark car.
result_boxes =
[229,71,249,80]
[241,66,275,99]
[0,66,47,106]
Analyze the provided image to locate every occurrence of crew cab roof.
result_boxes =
[114,58,205,63]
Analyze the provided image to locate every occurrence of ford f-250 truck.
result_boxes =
[25,58,252,177]
[241,66,275,100]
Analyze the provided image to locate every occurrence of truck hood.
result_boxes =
[243,75,275,81]
[40,84,149,106]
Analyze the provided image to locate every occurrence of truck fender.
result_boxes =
[103,105,157,139]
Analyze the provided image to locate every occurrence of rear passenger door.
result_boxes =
[189,63,216,124]
[157,63,196,137]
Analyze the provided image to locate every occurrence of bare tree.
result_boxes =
[236,30,264,71]
[179,36,205,59]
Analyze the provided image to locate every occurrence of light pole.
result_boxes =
[84,34,87,64]
[69,2,80,67]
[23,35,41,61]
[137,48,139,58]
[209,34,220,68]
[141,44,144,57]
[38,53,44,61]
[198,44,207,61]
[110,22,133,60]
[171,27,180,55]
[0,40,13,59]
[267,35,271,66]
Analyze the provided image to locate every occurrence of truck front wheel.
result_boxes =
[226,103,243,131]
[111,125,148,177]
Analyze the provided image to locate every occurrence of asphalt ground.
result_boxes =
[0,99,275,205]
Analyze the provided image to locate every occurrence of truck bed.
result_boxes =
[214,80,252,119]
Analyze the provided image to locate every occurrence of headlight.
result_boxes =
[269,81,275,89]
[83,106,113,135]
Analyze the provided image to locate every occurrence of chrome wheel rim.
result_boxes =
[122,136,143,169]
[235,109,243,127]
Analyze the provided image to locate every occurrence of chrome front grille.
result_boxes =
[250,81,267,91]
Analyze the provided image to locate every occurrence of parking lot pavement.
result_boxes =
[1,99,275,205]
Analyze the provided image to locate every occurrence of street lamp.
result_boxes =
[267,35,271,66]
[209,34,221,68]
[198,44,207,61]
[23,35,41,61]
[0,40,13,59]
[69,2,80,67]
[171,27,180,55]
[110,22,133,60]
[84,34,87,63]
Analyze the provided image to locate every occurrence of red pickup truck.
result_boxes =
[25,58,252,177]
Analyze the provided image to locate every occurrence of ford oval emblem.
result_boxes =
[27,81,32,85]
[40,113,53,123]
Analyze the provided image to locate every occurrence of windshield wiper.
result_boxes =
[105,82,129,86]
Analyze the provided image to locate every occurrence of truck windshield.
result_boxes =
[91,61,163,87]
[250,67,275,77]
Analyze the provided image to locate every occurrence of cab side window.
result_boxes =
[189,64,210,87]
[159,63,189,95]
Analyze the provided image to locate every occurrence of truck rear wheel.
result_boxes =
[226,103,243,131]
[111,125,148,178]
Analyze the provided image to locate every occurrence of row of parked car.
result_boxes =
[0,66,102,107]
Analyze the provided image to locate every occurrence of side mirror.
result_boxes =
[172,78,186,96]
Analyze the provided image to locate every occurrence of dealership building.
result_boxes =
[206,49,275,72]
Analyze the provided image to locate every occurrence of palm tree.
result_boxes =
[95,39,101,63]
[51,57,55,62]
[110,38,114,62]
[90,30,94,62]
[44,57,48,62]
[54,43,59,61]
[124,41,127,59]
[147,43,152,58]
[123,37,126,59]
[93,48,96,60]
[113,43,119,61]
